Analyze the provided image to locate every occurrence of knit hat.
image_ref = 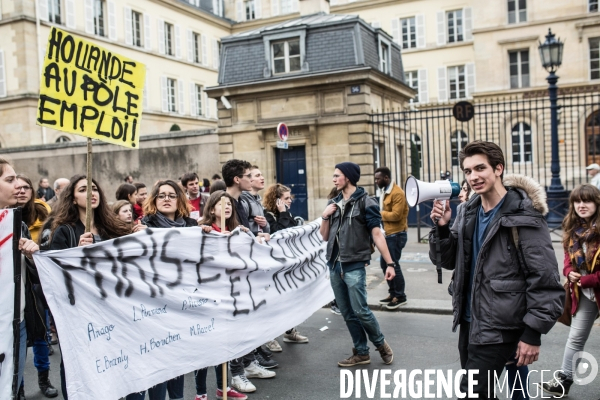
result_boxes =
[335,162,361,186]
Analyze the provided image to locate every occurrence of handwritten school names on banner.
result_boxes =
[34,222,333,400]
[36,27,146,149]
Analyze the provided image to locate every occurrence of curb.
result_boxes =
[367,303,454,315]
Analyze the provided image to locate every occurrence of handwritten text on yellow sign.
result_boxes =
[37,27,145,148]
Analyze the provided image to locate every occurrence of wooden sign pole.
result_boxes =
[220,196,227,400]
[85,138,93,232]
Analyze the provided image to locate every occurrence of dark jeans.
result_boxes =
[167,375,184,399]
[230,353,255,376]
[379,232,407,300]
[125,383,167,400]
[195,365,225,395]
[458,322,519,399]
[506,355,530,400]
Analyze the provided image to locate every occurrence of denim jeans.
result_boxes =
[33,337,50,371]
[505,355,529,400]
[379,232,407,301]
[167,375,184,400]
[561,294,599,377]
[195,365,224,395]
[330,262,385,355]
[125,383,167,400]
[230,353,255,376]
[18,320,26,388]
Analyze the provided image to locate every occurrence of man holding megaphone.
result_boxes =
[428,141,564,398]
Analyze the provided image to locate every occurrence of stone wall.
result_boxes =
[0,130,220,201]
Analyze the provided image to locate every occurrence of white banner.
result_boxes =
[0,209,15,400]
[34,221,332,400]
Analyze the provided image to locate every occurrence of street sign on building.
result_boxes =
[277,141,289,149]
[277,123,288,141]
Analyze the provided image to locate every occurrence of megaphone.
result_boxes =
[405,176,460,207]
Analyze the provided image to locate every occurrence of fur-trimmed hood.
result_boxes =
[502,174,549,216]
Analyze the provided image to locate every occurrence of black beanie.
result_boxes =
[335,162,361,186]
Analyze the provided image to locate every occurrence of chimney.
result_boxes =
[299,0,330,16]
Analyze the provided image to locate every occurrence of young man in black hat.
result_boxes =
[320,162,396,367]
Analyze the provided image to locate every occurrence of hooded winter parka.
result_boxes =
[429,174,564,346]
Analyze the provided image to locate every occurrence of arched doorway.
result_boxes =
[586,110,600,166]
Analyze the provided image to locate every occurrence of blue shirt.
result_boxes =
[464,196,505,322]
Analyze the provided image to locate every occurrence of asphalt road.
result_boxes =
[23,309,600,400]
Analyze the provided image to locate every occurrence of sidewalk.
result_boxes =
[363,227,566,315]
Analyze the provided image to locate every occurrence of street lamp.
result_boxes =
[538,28,566,226]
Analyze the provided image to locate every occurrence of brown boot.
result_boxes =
[376,340,393,364]
[338,348,370,367]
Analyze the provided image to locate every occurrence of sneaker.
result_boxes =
[194,395,208,400]
[244,360,276,379]
[379,295,393,305]
[376,340,394,364]
[283,328,309,343]
[330,304,341,315]
[254,349,278,369]
[265,339,282,352]
[217,387,248,399]
[540,372,573,396]
[386,297,407,310]
[338,348,371,367]
[230,375,256,393]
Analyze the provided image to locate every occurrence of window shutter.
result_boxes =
[157,19,165,54]
[416,14,425,48]
[124,7,133,45]
[391,19,400,45]
[66,0,76,28]
[144,14,152,50]
[436,11,446,46]
[418,69,428,104]
[187,30,194,62]
[175,25,182,59]
[213,99,218,119]
[255,0,262,18]
[292,0,299,13]
[107,1,117,40]
[437,66,447,103]
[201,35,208,66]
[84,0,94,34]
[236,0,244,21]
[189,83,197,116]
[0,50,6,98]
[178,79,185,115]
[272,0,279,17]
[465,63,475,98]
[161,76,168,112]
[38,0,49,22]
[212,0,218,15]
[464,7,473,41]
[212,38,220,69]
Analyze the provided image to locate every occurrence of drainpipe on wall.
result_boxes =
[34,0,47,144]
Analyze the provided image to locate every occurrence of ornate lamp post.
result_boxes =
[538,29,566,225]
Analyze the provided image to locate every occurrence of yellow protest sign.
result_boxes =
[37,27,146,149]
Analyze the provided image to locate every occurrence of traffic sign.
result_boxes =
[276,141,289,149]
[277,123,289,142]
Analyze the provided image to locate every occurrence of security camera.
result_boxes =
[221,96,232,110]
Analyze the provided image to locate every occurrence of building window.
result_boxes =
[379,41,390,74]
[193,32,201,64]
[272,39,301,74]
[245,0,255,20]
[374,143,385,169]
[511,123,533,163]
[132,11,143,47]
[451,130,468,166]
[446,10,463,43]
[165,22,174,56]
[281,0,294,14]
[405,70,419,103]
[508,0,527,23]
[591,0,598,12]
[167,78,177,112]
[591,38,600,80]
[411,134,422,176]
[195,84,203,116]
[448,65,466,100]
[93,0,105,37]
[509,50,530,88]
[401,17,417,49]
[56,136,71,143]
[49,0,62,24]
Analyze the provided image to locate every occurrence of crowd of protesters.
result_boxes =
[8,159,314,400]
